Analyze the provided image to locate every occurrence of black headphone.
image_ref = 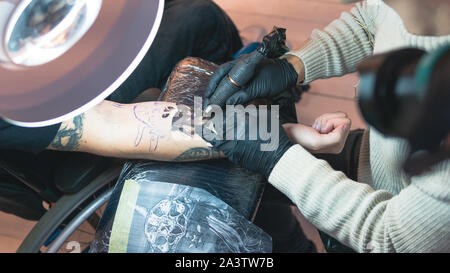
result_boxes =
[357,45,450,175]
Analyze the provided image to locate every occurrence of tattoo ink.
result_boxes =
[162,106,175,119]
[173,147,221,162]
[171,104,197,138]
[50,114,85,151]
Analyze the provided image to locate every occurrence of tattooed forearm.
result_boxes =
[133,104,170,152]
[173,147,222,162]
[49,114,85,151]
[132,103,194,152]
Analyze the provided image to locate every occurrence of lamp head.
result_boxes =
[0,0,164,127]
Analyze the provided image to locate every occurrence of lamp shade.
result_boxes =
[0,0,164,127]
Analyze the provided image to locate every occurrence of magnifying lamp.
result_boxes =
[0,0,164,127]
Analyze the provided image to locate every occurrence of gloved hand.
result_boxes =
[204,56,299,109]
[203,107,294,178]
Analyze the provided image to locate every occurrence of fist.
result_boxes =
[283,112,351,154]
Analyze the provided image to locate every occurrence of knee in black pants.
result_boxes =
[165,0,228,36]
[165,0,242,63]
[254,185,316,253]
[254,201,317,253]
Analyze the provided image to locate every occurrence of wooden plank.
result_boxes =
[308,74,359,99]
[301,0,354,4]
[214,0,354,24]
[0,211,36,252]
[296,92,366,129]
[0,235,23,253]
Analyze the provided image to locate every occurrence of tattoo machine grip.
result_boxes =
[208,27,289,107]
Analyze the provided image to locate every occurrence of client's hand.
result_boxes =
[283,112,351,154]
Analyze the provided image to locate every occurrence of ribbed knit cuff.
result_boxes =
[268,144,323,202]
[356,129,372,183]
[284,39,327,84]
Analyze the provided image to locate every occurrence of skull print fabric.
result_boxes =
[90,161,271,253]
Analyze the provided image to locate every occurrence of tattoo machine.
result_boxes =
[205,26,290,111]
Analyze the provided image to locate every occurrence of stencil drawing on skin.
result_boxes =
[133,102,206,153]
[133,102,176,152]
[170,104,207,143]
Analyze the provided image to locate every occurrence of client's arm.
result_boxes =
[47,100,221,162]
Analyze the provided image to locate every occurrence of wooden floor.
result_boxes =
[0,211,35,253]
[0,0,361,253]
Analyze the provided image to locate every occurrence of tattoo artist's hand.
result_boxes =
[283,112,351,154]
[204,55,298,108]
[203,108,294,178]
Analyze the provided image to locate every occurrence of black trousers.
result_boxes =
[254,129,365,253]
[108,0,243,103]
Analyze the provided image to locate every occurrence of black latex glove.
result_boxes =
[204,56,298,108]
[203,108,294,178]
